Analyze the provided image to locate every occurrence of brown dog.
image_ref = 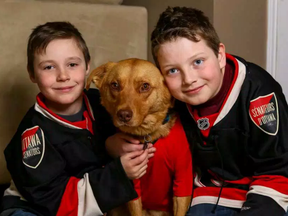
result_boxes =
[86,58,192,216]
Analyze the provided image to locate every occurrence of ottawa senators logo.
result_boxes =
[249,92,279,135]
[22,126,45,169]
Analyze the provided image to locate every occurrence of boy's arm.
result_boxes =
[237,66,288,216]
[4,130,137,216]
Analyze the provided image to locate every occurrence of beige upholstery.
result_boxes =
[0,1,147,184]
[1,0,123,4]
[37,0,123,5]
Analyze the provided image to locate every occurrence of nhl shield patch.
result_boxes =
[197,118,210,130]
[249,92,279,135]
[22,126,45,169]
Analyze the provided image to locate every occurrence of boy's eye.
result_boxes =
[168,68,179,74]
[69,63,78,67]
[194,59,203,66]
[44,65,54,70]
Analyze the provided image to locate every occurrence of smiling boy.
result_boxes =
[31,38,87,115]
[0,22,149,216]
[151,6,288,216]
[158,37,225,107]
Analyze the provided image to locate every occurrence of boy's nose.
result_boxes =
[57,68,70,81]
[182,70,197,86]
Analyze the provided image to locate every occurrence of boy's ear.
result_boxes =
[85,62,91,76]
[218,43,226,69]
[85,61,117,90]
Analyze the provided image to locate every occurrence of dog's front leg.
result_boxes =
[127,197,143,216]
[173,196,191,216]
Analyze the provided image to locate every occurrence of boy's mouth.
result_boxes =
[54,86,75,92]
[184,85,204,94]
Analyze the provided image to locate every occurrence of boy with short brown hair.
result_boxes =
[0,21,149,216]
[151,6,288,216]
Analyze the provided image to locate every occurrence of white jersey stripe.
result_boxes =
[77,173,103,216]
[191,195,244,209]
[4,180,27,201]
[248,185,288,212]
[34,102,82,130]
[214,59,246,125]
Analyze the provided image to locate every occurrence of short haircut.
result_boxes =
[151,6,220,67]
[27,21,90,75]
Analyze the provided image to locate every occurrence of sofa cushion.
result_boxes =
[1,0,123,5]
[37,0,123,5]
[0,1,147,185]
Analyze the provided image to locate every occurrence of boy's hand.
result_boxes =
[106,132,156,159]
[120,149,149,180]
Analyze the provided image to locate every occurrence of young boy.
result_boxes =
[0,22,150,216]
[106,6,288,216]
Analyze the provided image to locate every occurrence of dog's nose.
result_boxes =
[117,109,133,123]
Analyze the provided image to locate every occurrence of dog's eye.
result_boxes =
[140,83,150,93]
[110,82,120,90]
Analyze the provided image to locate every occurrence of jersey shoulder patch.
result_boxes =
[249,92,279,135]
[21,126,45,169]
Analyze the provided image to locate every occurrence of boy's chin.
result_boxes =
[183,96,210,106]
[57,97,83,105]
[47,95,83,106]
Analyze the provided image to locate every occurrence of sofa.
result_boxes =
[0,0,147,201]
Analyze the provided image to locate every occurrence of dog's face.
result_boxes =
[86,59,172,136]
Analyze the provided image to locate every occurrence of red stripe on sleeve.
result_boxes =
[194,187,247,201]
[251,175,288,195]
[56,177,80,216]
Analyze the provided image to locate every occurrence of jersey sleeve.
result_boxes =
[238,63,288,216]
[171,118,193,197]
[5,125,137,216]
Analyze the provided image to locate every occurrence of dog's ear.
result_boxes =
[86,62,117,90]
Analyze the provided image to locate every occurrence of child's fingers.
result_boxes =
[123,143,145,152]
[135,165,148,179]
[137,170,147,179]
[147,144,156,159]
[147,144,156,152]
[130,149,149,166]
[133,153,149,170]
[132,157,149,178]
[124,150,144,159]
[148,153,155,159]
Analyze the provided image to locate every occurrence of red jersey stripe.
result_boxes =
[56,177,79,216]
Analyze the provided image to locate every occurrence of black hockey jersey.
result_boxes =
[0,89,137,216]
[177,54,288,216]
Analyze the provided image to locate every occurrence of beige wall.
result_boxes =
[122,0,214,63]
[214,0,267,68]
[122,0,268,68]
